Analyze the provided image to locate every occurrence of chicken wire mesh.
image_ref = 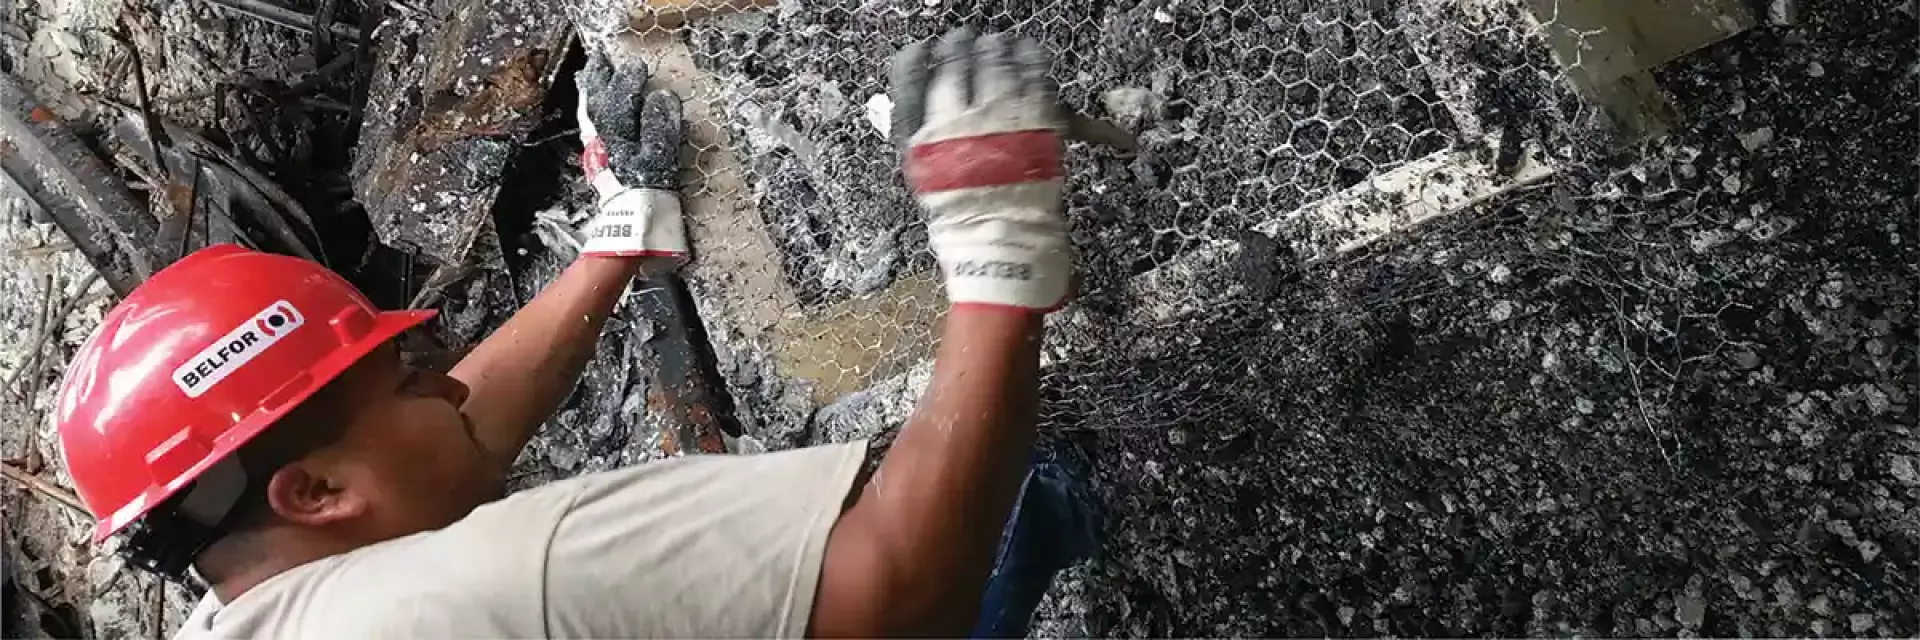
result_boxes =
[560,0,1606,441]
[526,20,1919,635]
[0,0,1909,634]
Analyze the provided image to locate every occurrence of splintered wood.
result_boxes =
[624,11,945,406]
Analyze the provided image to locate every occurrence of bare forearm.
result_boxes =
[812,28,1082,637]
[856,308,1043,633]
[450,257,644,471]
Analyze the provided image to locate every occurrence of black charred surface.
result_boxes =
[679,0,1916,636]
[349,0,571,269]
[632,273,742,454]
[1025,2,1919,636]
[0,75,158,295]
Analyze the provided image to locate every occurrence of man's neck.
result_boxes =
[199,529,359,603]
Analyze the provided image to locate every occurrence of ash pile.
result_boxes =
[4,0,1917,636]
[656,1,1920,634]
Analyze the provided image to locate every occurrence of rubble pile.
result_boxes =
[1020,2,1919,635]
[629,0,1920,635]
[2,0,1914,636]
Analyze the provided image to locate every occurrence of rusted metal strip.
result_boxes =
[632,273,739,455]
[0,74,159,296]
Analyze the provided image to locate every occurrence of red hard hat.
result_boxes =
[55,244,436,542]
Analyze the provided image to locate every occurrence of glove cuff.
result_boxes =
[932,241,1072,312]
[582,187,689,258]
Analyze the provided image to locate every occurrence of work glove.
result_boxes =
[890,28,1073,312]
[575,47,688,260]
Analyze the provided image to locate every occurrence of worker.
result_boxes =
[54,27,1098,638]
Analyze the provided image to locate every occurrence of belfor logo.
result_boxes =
[171,301,306,398]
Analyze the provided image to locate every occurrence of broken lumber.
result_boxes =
[349,0,571,269]
[0,74,159,296]
[0,462,88,516]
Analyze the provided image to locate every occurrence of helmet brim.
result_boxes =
[92,309,439,542]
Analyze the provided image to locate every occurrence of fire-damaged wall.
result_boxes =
[2,0,1915,636]
[577,0,1918,635]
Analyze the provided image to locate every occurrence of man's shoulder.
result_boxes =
[539,442,873,638]
[178,481,592,639]
[176,445,872,639]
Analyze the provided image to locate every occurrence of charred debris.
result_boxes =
[3,0,1916,636]
[0,0,738,453]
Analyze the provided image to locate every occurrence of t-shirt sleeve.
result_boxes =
[540,441,870,638]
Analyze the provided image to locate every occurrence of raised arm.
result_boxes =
[810,28,1076,636]
[449,258,644,472]
[451,47,689,473]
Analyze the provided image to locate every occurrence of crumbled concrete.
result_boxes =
[0,202,194,638]
[3,0,315,634]
[1100,87,1165,130]
[4,0,1916,638]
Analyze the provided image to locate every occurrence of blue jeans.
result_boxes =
[971,442,1103,638]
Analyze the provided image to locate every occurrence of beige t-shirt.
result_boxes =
[174,441,869,639]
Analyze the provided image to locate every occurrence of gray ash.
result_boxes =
[686,0,1457,309]
[1033,1,1919,635]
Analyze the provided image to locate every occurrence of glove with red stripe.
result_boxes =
[576,47,688,260]
[889,28,1073,312]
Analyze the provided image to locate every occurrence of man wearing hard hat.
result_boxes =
[54,29,1100,638]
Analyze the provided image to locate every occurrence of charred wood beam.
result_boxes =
[0,74,158,296]
[311,0,343,59]
[349,0,571,269]
[632,274,739,455]
[198,0,363,43]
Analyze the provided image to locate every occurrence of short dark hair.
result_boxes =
[121,380,354,582]
[220,381,354,531]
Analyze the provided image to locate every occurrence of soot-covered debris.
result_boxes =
[684,0,1459,308]
[350,0,571,270]
[1020,2,1917,636]
[653,0,1916,636]
[3,0,1914,636]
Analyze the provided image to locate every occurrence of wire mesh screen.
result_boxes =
[0,0,1904,634]
[484,1,1920,631]
[540,15,1917,633]
[559,0,1602,443]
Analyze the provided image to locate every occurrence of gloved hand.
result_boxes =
[575,47,688,260]
[889,28,1073,312]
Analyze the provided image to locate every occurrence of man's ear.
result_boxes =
[263,462,366,526]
